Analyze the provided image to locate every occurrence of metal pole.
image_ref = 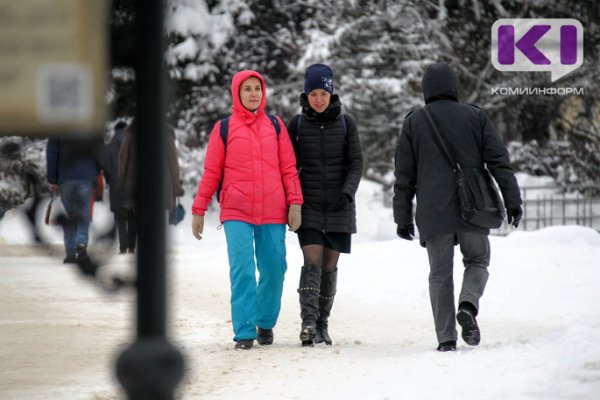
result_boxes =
[522,188,527,231]
[116,1,185,399]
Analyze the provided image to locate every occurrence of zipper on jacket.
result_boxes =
[320,124,328,231]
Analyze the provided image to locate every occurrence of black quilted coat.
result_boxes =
[286,94,363,233]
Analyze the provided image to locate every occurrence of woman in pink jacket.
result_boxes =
[192,70,303,350]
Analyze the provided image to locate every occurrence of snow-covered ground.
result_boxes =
[1,180,600,399]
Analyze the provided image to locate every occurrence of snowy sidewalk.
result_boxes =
[2,222,600,399]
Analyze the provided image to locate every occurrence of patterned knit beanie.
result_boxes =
[304,64,334,94]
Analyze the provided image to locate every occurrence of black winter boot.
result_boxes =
[298,265,322,346]
[437,340,457,352]
[256,327,273,345]
[315,269,337,345]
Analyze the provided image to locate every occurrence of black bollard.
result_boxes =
[116,1,185,399]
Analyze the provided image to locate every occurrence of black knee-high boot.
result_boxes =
[315,269,337,345]
[298,265,322,346]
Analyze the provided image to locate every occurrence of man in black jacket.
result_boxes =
[393,63,523,352]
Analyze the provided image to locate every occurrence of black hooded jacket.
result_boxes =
[393,63,522,245]
[286,94,363,233]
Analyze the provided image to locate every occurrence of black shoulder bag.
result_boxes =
[422,107,505,229]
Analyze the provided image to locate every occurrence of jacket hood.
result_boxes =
[421,63,460,103]
[231,70,267,121]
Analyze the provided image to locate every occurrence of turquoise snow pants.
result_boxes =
[223,221,287,342]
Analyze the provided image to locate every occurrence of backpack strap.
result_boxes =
[219,117,230,147]
[217,117,230,203]
[340,114,347,136]
[267,114,281,135]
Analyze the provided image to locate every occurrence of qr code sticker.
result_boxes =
[37,64,92,122]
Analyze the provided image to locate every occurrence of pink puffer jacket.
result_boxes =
[192,70,303,225]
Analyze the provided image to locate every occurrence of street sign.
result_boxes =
[0,0,107,136]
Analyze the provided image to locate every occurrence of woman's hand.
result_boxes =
[288,204,302,231]
[192,214,205,240]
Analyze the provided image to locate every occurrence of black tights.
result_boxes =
[302,244,340,272]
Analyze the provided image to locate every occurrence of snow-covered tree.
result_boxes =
[2,0,599,214]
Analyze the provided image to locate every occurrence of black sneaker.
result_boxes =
[437,340,457,352]
[234,339,254,350]
[76,244,88,261]
[63,255,77,264]
[75,244,97,275]
[457,307,481,346]
[257,328,273,345]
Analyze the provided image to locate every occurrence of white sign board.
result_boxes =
[0,0,107,136]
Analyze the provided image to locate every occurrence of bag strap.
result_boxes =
[422,107,461,172]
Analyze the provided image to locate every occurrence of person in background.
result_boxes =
[191,70,303,350]
[165,125,185,218]
[119,120,184,253]
[118,120,138,254]
[104,120,135,254]
[46,137,104,263]
[286,64,363,346]
[393,63,523,352]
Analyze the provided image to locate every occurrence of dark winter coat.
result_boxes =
[104,125,126,211]
[286,94,363,233]
[118,124,136,210]
[47,137,103,185]
[393,63,522,245]
[165,127,184,211]
[119,123,183,211]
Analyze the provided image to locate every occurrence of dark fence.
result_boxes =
[495,185,600,234]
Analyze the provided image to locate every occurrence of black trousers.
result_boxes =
[114,208,136,251]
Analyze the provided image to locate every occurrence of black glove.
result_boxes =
[332,194,352,212]
[397,223,415,241]
[507,205,523,228]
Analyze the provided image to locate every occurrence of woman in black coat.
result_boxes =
[104,120,136,254]
[286,64,363,346]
